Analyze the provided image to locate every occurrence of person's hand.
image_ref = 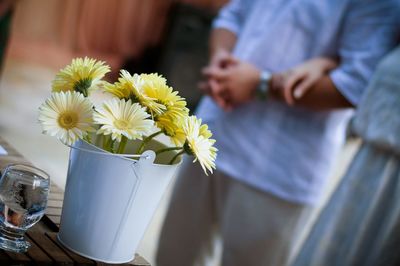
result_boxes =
[202,57,260,109]
[210,49,232,69]
[273,57,338,105]
[200,49,233,93]
[199,49,237,110]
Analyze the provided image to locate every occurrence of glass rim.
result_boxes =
[3,164,49,180]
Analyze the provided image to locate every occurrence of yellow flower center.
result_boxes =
[58,111,78,129]
[114,120,129,130]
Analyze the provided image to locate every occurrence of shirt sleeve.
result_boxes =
[212,0,248,35]
[330,0,400,106]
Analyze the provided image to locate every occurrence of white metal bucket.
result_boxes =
[57,139,181,263]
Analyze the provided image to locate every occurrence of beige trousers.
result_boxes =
[156,159,311,266]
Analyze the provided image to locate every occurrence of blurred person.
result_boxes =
[292,44,400,266]
[156,1,400,265]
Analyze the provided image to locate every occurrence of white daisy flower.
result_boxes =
[38,91,95,145]
[52,57,110,97]
[94,98,154,142]
[182,115,217,175]
[104,70,166,116]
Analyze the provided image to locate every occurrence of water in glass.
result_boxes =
[0,164,49,253]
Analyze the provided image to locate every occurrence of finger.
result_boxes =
[283,71,303,92]
[220,93,234,111]
[203,67,230,81]
[209,88,226,108]
[215,96,228,109]
[215,93,232,111]
[223,55,239,67]
[208,79,229,107]
[220,89,233,105]
[283,83,296,105]
[209,79,223,94]
[219,55,237,69]
[201,66,214,78]
[283,73,306,105]
[210,50,231,66]
[210,80,234,111]
[219,96,233,111]
[209,79,232,101]
[293,76,317,99]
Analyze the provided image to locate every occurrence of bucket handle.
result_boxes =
[67,144,151,160]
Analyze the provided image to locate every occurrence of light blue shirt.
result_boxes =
[196,0,400,205]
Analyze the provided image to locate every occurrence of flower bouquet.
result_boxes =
[38,57,217,263]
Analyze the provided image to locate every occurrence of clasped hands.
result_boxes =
[199,50,337,111]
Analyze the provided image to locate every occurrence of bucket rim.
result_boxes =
[69,139,183,167]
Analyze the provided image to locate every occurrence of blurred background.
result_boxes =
[0,0,226,189]
[0,0,359,264]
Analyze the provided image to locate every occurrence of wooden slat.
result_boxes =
[40,216,60,232]
[26,234,54,264]
[46,215,61,225]
[131,254,152,266]
[47,232,95,265]
[0,250,11,262]
[50,184,64,194]
[27,231,74,265]
[49,193,64,201]
[4,250,31,262]
[45,207,63,216]
[47,199,64,208]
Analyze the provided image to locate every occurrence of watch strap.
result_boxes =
[256,70,272,100]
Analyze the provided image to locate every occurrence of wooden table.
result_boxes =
[0,137,151,265]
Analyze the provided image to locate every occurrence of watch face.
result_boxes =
[260,71,272,82]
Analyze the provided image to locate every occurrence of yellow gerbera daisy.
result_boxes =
[141,73,188,120]
[52,57,110,97]
[104,70,166,116]
[199,123,212,139]
[156,114,187,146]
[38,91,96,145]
[103,81,131,100]
[182,115,217,175]
[93,98,154,142]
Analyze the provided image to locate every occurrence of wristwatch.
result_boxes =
[255,70,272,100]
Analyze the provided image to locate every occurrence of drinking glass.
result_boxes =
[0,164,50,252]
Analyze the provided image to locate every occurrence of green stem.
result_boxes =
[117,136,128,154]
[103,136,118,153]
[110,139,116,153]
[103,135,112,152]
[74,78,91,97]
[136,130,163,154]
[169,150,185,165]
[156,146,183,155]
[83,134,91,144]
